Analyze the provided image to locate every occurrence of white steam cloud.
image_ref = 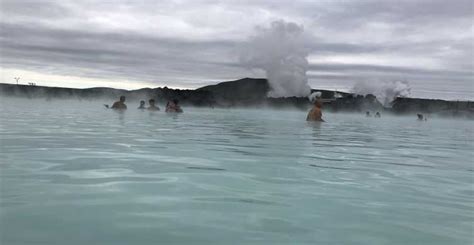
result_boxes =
[308,91,322,102]
[351,80,412,106]
[240,20,311,98]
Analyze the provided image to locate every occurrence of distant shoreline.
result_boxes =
[1,82,472,102]
[1,79,473,118]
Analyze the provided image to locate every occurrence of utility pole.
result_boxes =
[14,77,20,85]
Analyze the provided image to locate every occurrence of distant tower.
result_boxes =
[14,77,20,85]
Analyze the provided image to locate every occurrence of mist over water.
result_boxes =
[240,20,312,98]
[1,98,473,244]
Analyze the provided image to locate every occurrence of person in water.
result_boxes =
[166,99,183,113]
[366,111,371,117]
[375,112,381,118]
[147,99,160,111]
[417,113,424,121]
[306,99,324,122]
[138,100,146,109]
[111,95,127,110]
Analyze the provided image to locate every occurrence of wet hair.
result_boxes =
[140,100,145,105]
[315,101,322,108]
[120,96,126,101]
[149,99,155,103]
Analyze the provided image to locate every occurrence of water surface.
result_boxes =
[1,98,473,244]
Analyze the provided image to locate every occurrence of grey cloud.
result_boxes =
[0,0,472,98]
[308,63,472,80]
[0,22,241,85]
[0,0,72,18]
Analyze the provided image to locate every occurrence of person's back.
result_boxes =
[111,96,127,110]
[306,100,324,122]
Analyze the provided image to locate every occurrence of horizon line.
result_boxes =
[1,82,472,102]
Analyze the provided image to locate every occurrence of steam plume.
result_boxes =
[351,80,412,106]
[240,20,311,98]
[308,91,322,102]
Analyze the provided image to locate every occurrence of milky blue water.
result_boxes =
[0,98,473,245]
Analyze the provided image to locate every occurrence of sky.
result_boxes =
[0,0,473,100]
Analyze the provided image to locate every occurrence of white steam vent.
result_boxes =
[308,91,322,102]
[351,80,412,106]
[240,20,312,98]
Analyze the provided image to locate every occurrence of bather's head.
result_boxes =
[314,100,322,108]
[149,99,155,105]
[140,100,145,106]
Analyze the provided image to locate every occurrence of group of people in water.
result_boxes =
[366,111,381,118]
[417,113,428,121]
[306,94,425,122]
[107,95,183,113]
[108,95,426,121]
[306,98,385,122]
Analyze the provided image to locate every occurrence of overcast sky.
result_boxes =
[0,0,472,99]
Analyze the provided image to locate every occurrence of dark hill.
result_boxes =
[197,78,269,106]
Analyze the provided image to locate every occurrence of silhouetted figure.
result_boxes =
[138,100,146,109]
[166,99,183,113]
[147,99,160,111]
[375,112,381,118]
[417,114,424,121]
[366,111,371,117]
[306,99,324,122]
[111,96,127,110]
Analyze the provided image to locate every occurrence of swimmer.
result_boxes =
[417,114,424,121]
[375,112,381,118]
[147,99,160,111]
[366,111,371,117]
[110,95,127,110]
[166,99,183,113]
[306,99,324,122]
[138,100,146,109]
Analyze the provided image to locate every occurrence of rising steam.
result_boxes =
[308,91,322,102]
[351,80,412,106]
[240,20,311,98]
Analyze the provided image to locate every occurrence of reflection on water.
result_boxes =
[0,98,473,245]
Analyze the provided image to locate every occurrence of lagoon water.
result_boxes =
[0,98,473,244]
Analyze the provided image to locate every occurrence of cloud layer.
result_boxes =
[1,0,472,99]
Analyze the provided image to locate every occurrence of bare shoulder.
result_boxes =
[111,102,126,109]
